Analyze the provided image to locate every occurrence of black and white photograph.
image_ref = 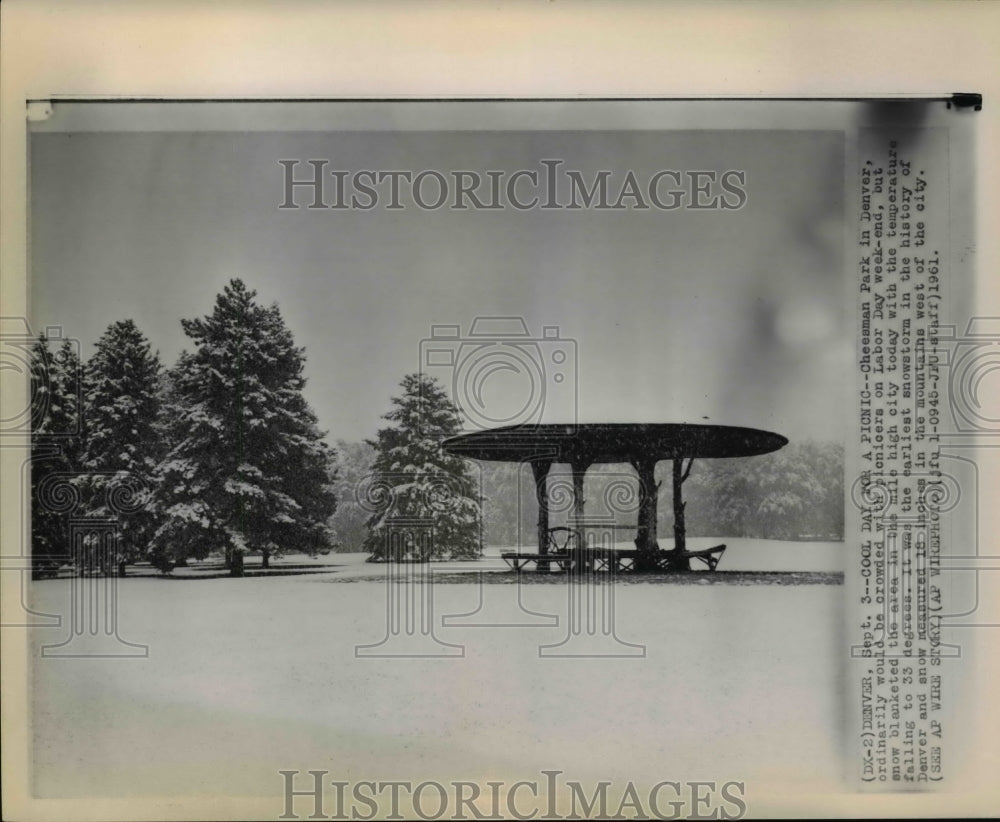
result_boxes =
[2,4,998,821]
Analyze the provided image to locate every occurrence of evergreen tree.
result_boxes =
[79,320,163,576]
[685,458,754,538]
[681,441,843,540]
[363,373,481,561]
[30,335,84,577]
[807,441,845,538]
[752,446,821,540]
[479,461,536,548]
[329,440,376,552]
[152,279,337,574]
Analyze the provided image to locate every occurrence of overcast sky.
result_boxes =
[30,119,847,446]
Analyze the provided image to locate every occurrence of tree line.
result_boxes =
[32,280,338,577]
[31,279,483,577]
[32,277,841,577]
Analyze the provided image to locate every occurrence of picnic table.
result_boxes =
[442,422,786,572]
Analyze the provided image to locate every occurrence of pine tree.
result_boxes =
[329,440,376,552]
[809,441,845,538]
[80,320,163,576]
[363,373,481,561]
[151,279,337,574]
[479,461,535,548]
[30,335,84,577]
[753,444,825,540]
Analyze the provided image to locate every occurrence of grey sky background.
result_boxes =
[30,126,847,445]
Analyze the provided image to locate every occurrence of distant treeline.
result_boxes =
[330,439,844,550]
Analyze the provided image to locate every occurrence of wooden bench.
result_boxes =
[678,544,727,571]
[501,548,638,572]
[565,547,634,572]
[500,542,726,572]
[584,548,639,572]
[500,552,569,571]
[500,527,579,572]
[642,544,727,571]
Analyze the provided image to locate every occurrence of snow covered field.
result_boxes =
[27,540,846,803]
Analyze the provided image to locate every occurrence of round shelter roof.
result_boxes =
[441,423,788,465]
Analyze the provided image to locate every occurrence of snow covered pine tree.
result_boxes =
[363,373,481,561]
[30,335,83,578]
[152,279,337,575]
[79,320,162,576]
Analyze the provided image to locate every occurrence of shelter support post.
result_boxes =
[530,459,553,568]
[571,460,590,570]
[669,457,694,571]
[632,458,660,572]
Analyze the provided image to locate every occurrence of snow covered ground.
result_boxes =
[27,540,846,804]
